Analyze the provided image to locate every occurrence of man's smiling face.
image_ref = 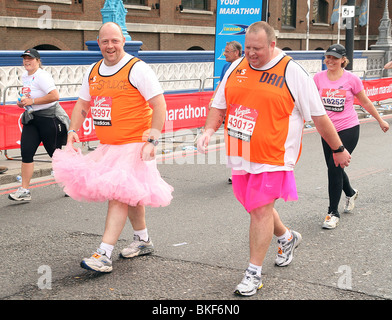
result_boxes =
[98,23,126,66]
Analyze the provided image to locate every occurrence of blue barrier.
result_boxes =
[0,49,368,67]
[0,50,215,66]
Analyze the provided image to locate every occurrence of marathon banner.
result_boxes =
[163,91,211,132]
[213,0,264,89]
[354,77,392,105]
[0,91,212,151]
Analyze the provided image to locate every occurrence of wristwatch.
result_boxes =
[332,145,345,153]
[147,138,159,146]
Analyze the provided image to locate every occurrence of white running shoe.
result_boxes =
[234,269,263,296]
[8,187,31,201]
[120,235,154,258]
[344,189,358,213]
[322,214,340,229]
[80,248,113,273]
[275,230,302,267]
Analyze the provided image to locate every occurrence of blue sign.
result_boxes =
[213,0,264,89]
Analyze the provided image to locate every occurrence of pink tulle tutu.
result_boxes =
[52,143,173,207]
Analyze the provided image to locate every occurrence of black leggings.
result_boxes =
[321,125,360,217]
[21,115,67,163]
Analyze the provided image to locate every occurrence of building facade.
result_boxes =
[0,0,390,52]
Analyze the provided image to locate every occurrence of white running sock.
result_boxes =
[277,228,292,243]
[134,228,149,242]
[99,242,114,259]
[248,263,262,277]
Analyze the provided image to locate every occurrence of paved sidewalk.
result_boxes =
[0,146,54,185]
[1,116,391,304]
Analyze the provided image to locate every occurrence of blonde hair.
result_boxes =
[342,57,349,68]
[247,21,276,43]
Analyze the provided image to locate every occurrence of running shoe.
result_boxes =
[322,214,340,229]
[80,248,113,273]
[344,189,358,213]
[234,269,263,296]
[120,235,154,258]
[8,187,31,201]
[275,230,302,267]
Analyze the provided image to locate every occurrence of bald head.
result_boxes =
[97,22,126,66]
[98,22,124,40]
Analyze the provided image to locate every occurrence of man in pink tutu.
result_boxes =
[52,22,173,273]
[197,21,351,296]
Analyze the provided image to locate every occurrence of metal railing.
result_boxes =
[159,78,203,92]
[362,68,384,80]
[2,83,82,105]
[1,78,217,105]
[201,76,219,91]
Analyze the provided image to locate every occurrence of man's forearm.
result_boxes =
[69,98,90,132]
[312,114,343,149]
[204,107,226,135]
[148,94,166,139]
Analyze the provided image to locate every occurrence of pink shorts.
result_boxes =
[231,170,298,213]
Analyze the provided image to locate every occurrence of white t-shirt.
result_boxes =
[212,51,326,173]
[21,68,57,111]
[79,53,163,102]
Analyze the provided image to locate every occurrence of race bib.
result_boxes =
[227,104,259,142]
[21,87,32,97]
[321,89,346,112]
[90,96,112,126]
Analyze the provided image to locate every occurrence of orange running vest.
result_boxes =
[88,57,152,145]
[224,56,297,165]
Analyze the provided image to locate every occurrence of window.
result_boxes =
[313,0,328,24]
[19,0,72,4]
[281,0,296,28]
[123,0,146,5]
[182,0,208,11]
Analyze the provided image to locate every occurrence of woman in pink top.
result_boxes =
[314,44,389,229]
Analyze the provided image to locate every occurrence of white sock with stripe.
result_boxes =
[99,242,114,259]
[277,228,292,243]
[134,228,149,242]
[248,263,262,277]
